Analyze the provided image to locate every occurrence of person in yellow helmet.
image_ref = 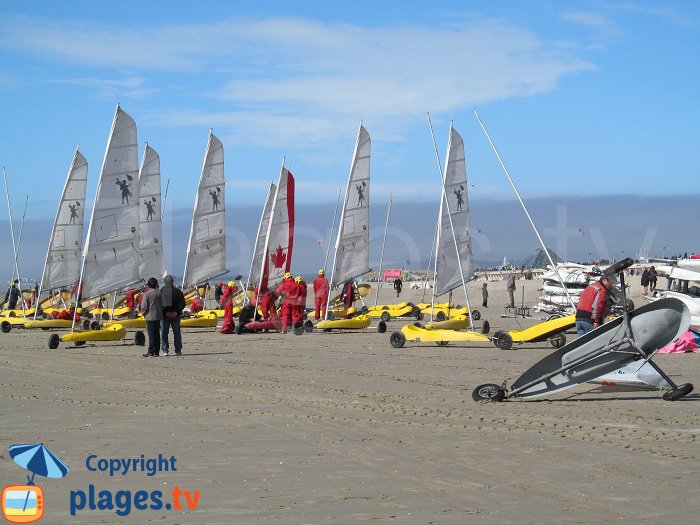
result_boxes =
[313,269,330,319]
[219,280,238,334]
[292,276,307,326]
[275,272,297,333]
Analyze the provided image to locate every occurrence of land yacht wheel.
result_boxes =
[377,321,387,333]
[550,332,566,348]
[389,331,405,348]
[472,384,505,402]
[662,383,693,401]
[471,309,481,321]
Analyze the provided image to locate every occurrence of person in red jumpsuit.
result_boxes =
[292,276,307,326]
[313,269,330,320]
[254,286,276,320]
[219,282,236,334]
[275,272,297,333]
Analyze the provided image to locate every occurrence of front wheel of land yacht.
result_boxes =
[550,332,566,348]
[481,320,490,334]
[496,331,513,350]
[1,321,11,333]
[389,331,405,348]
[436,311,446,322]
[662,383,693,401]
[471,309,481,321]
[377,321,387,333]
[133,331,146,346]
[304,320,314,333]
[90,321,101,330]
[48,333,60,349]
[381,311,391,322]
[472,384,505,402]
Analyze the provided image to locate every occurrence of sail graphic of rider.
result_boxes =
[355,181,366,207]
[453,185,464,212]
[68,201,80,223]
[116,175,133,204]
[144,197,156,221]
[210,187,222,211]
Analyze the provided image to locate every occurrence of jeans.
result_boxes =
[576,320,594,336]
[161,316,182,353]
[146,320,161,355]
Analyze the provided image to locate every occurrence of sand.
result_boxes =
[1,278,698,524]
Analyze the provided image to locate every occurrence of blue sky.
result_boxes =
[1,1,699,277]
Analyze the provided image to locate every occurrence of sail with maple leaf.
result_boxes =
[246,181,276,291]
[329,123,371,287]
[258,166,294,292]
[137,144,164,280]
[79,105,140,300]
[182,131,227,288]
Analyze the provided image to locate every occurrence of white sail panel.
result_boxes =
[247,182,276,288]
[182,132,226,288]
[435,127,473,296]
[40,149,88,291]
[260,168,294,291]
[138,145,164,280]
[81,106,140,299]
[332,125,370,286]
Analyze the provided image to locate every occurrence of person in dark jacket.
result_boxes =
[161,275,186,356]
[393,277,403,298]
[575,276,611,335]
[4,280,20,310]
[648,266,658,292]
[640,267,650,294]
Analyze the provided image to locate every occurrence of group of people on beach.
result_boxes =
[139,275,186,357]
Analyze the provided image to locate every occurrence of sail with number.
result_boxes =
[246,182,276,290]
[182,131,226,288]
[258,167,295,292]
[80,105,140,299]
[330,124,370,286]
[38,148,88,294]
[434,126,473,296]
[137,144,164,280]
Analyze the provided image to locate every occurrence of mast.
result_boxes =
[246,180,276,301]
[323,188,342,273]
[374,194,393,308]
[474,110,575,308]
[2,167,26,313]
[255,158,285,303]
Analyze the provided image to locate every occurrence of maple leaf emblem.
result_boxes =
[270,245,286,269]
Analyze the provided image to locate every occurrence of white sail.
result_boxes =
[331,124,371,286]
[39,148,88,292]
[81,106,140,299]
[434,127,473,296]
[182,132,226,288]
[137,144,164,280]
[259,167,295,292]
[247,182,276,289]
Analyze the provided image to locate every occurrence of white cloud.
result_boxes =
[50,76,157,100]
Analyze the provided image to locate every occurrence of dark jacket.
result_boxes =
[161,284,186,318]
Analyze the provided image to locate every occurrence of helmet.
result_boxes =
[346,307,357,315]
[217,281,224,286]
[318,269,325,275]
[294,276,303,283]
[227,281,235,287]
[284,272,292,279]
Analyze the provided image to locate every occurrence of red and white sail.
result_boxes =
[258,167,295,292]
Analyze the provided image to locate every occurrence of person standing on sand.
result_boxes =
[575,276,611,335]
[648,266,658,292]
[506,274,516,308]
[640,267,650,295]
[393,277,403,298]
[313,269,329,320]
[161,275,185,356]
[482,282,489,308]
[139,277,162,357]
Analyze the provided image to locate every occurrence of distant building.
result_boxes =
[519,247,563,269]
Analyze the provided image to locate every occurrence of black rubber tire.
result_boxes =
[327,311,335,321]
[304,320,314,333]
[496,332,513,350]
[1,320,11,333]
[625,299,635,312]
[481,320,490,335]
[550,332,566,348]
[82,319,91,331]
[86,312,93,319]
[8,311,16,318]
[322,328,332,332]
[360,306,369,314]
[662,383,693,401]
[377,321,387,333]
[389,331,406,348]
[133,331,146,346]
[74,340,85,347]
[101,312,110,320]
[472,383,506,402]
[382,305,389,310]
[436,311,446,322]
[412,306,421,318]
[436,341,449,346]
[471,309,481,321]
[90,321,101,330]
[235,322,245,335]
[48,333,60,349]
[293,323,305,336]
[381,311,390,322]
[415,312,424,321]
[41,327,50,331]
[413,322,423,328]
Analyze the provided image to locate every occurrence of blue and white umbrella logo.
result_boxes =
[9,443,69,484]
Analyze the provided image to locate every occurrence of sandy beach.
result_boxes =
[1,278,698,524]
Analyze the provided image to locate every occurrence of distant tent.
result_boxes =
[519,247,563,269]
